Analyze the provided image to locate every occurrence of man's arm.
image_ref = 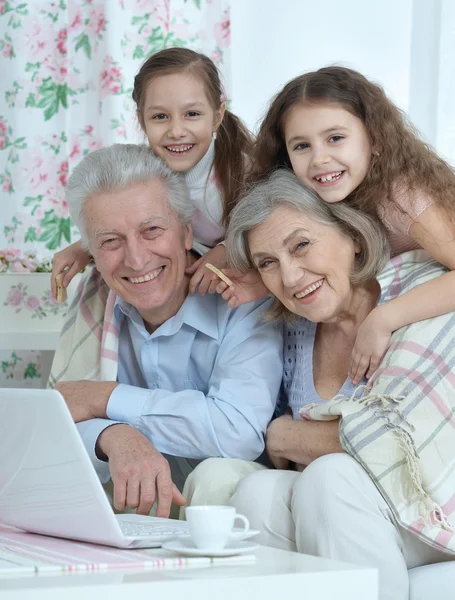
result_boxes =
[58,300,282,461]
[86,300,281,461]
[106,300,283,460]
[76,419,117,482]
[55,380,117,422]
[54,387,186,517]
[54,380,120,483]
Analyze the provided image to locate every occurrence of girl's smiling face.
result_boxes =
[283,102,372,203]
[142,71,225,173]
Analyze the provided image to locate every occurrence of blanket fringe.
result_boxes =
[340,389,454,532]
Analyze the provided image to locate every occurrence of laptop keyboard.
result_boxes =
[119,520,190,540]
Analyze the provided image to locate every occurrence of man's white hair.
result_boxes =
[67,144,194,247]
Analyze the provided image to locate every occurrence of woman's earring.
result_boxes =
[213,131,217,141]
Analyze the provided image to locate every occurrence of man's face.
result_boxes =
[84,179,193,326]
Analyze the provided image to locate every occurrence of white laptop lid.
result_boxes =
[0,388,126,547]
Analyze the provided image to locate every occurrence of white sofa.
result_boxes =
[409,562,454,599]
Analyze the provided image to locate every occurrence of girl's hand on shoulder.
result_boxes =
[186,244,228,296]
[51,240,91,299]
[215,268,270,308]
[349,306,392,385]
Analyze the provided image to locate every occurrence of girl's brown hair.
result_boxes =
[250,66,455,220]
[133,47,253,224]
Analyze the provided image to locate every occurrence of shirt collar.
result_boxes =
[114,290,220,340]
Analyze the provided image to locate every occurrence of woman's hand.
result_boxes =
[349,306,393,384]
[215,268,270,308]
[186,244,229,296]
[51,240,91,299]
[265,413,294,470]
[267,413,342,467]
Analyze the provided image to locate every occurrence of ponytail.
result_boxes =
[132,48,254,223]
[215,110,254,225]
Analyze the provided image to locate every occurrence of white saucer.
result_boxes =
[162,539,259,557]
[178,529,259,542]
[225,528,260,541]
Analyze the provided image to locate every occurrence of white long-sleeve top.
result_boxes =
[184,139,225,247]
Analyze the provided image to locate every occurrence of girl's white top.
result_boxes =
[184,139,225,248]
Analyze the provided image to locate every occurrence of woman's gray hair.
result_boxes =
[226,169,390,321]
[67,144,193,247]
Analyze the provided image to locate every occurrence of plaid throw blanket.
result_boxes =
[300,250,455,555]
[47,267,118,387]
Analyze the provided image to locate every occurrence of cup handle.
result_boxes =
[231,514,250,540]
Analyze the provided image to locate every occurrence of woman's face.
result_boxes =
[248,205,360,322]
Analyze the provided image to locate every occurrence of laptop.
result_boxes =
[0,388,192,549]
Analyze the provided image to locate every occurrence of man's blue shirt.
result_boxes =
[79,292,283,481]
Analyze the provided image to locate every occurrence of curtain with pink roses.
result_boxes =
[0,0,231,386]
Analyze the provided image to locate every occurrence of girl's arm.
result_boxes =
[216,268,270,308]
[51,240,92,299]
[185,244,228,296]
[265,413,342,467]
[186,244,270,305]
[350,203,455,383]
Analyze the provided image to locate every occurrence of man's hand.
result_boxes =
[54,380,118,422]
[97,424,186,517]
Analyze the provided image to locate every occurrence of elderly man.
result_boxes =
[49,144,282,519]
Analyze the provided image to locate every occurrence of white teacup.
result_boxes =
[185,505,250,550]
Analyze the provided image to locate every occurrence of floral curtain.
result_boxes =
[0,0,230,386]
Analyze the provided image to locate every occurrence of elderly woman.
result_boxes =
[184,170,455,600]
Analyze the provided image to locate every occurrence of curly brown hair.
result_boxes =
[250,66,455,220]
[132,47,254,225]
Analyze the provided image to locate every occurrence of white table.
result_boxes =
[0,546,377,600]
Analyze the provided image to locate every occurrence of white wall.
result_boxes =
[230,0,415,133]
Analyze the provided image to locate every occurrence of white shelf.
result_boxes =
[0,330,61,351]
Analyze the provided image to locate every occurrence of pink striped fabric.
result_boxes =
[0,524,254,574]
[48,267,118,387]
[300,250,455,555]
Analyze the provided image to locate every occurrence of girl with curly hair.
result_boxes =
[221,66,455,385]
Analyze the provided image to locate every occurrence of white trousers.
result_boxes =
[185,454,454,600]
[180,457,266,518]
